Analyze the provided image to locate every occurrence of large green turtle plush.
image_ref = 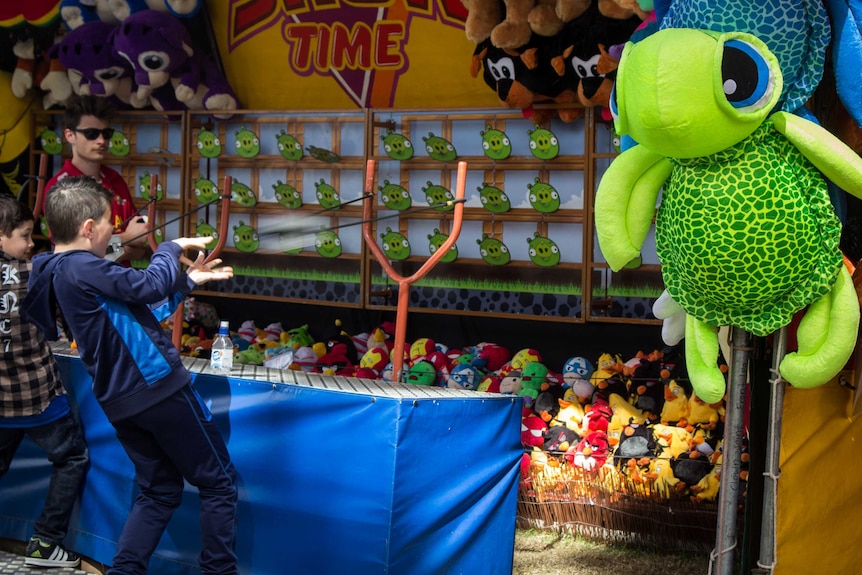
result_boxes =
[595,28,862,403]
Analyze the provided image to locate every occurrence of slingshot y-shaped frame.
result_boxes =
[362,159,467,382]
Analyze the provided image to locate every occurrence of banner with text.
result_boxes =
[208,0,500,110]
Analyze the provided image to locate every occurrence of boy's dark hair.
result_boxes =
[63,94,116,130]
[45,176,112,244]
[0,195,34,237]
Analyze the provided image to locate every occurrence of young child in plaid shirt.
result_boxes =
[0,195,89,568]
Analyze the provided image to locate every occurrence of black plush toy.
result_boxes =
[548,3,642,113]
[543,424,579,452]
[612,422,656,466]
[471,36,583,123]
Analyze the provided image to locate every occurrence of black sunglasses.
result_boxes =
[72,127,115,141]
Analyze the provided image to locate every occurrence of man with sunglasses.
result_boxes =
[43,95,150,263]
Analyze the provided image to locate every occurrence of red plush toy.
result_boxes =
[314,342,353,376]
[565,430,610,472]
[520,407,547,448]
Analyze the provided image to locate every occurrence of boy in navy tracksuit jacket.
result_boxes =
[23,176,238,575]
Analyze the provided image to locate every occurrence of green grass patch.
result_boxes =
[232,265,361,283]
[137,259,661,299]
[372,274,581,295]
[592,285,663,298]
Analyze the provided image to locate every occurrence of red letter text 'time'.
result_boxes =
[286,21,405,72]
[232,0,466,43]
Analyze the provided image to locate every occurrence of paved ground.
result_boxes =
[0,550,98,575]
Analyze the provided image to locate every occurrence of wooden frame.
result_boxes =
[28,107,662,325]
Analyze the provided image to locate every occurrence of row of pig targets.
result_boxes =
[380,129,458,162]
[475,232,560,267]
[377,230,560,266]
[282,228,342,258]
[380,124,560,163]
[195,218,345,258]
[40,127,130,157]
[378,179,555,215]
[195,127,305,161]
[191,175,339,214]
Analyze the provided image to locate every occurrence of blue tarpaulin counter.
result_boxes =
[0,343,523,574]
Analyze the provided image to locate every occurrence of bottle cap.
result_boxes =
[219,320,229,328]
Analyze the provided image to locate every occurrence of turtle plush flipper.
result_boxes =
[773,111,862,199]
[780,265,860,388]
[595,144,671,272]
[685,315,726,404]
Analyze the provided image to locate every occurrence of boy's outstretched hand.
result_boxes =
[173,237,234,285]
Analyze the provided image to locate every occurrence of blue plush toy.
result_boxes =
[823,0,862,129]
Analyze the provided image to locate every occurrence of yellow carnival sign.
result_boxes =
[207,0,500,110]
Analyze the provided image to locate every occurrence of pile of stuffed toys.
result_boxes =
[463,0,654,122]
[168,302,735,503]
[3,0,237,115]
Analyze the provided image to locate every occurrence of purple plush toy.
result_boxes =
[110,9,238,117]
[51,21,144,109]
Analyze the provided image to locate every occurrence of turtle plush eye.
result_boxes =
[721,39,775,112]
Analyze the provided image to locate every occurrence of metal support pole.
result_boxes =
[754,326,787,574]
[713,326,752,575]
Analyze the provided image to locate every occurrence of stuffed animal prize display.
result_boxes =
[595,27,862,404]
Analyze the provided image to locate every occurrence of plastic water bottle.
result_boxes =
[211,320,233,374]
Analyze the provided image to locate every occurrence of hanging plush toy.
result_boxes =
[51,20,149,108]
[654,0,830,120]
[595,28,862,403]
[110,9,238,116]
[823,0,862,130]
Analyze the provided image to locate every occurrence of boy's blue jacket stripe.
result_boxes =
[22,242,196,422]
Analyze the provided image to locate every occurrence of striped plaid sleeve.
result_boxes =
[0,258,63,419]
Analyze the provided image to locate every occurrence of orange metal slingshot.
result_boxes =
[362,159,466,382]
[170,175,232,350]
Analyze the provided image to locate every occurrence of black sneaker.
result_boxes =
[23,536,81,568]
